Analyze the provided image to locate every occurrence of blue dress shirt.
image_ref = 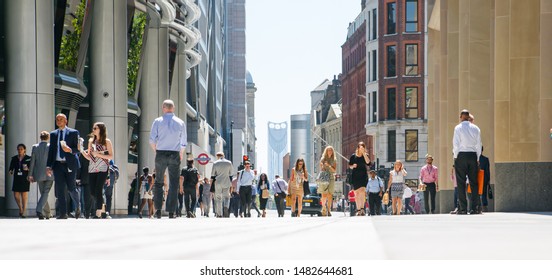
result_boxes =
[149,113,187,151]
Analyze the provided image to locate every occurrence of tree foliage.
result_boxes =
[58,0,86,72]
[128,12,147,97]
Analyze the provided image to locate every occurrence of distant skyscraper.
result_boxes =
[267,121,288,181]
[290,114,313,178]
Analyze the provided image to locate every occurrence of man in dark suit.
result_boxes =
[46,113,81,219]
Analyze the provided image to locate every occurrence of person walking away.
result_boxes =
[348,142,371,216]
[453,109,482,215]
[367,170,384,215]
[257,173,270,218]
[28,132,54,219]
[80,122,114,219]
[9,144,31,218]
[347,188,356,216]
[149,100,187,219]
[289,158,308,217]
[210,152,234,218]
[138,167,154,218]
[238,161,256,218]
[419,154,439,214]
[180,158,200,218]
[387,160,407,215]
[272,174,288,217]
[46,113,82,219]
[318,146,337,217]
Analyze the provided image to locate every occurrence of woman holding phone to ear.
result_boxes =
[81,122,113,218]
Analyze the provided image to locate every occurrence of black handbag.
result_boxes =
[487,184,493,199]
[210,180,215,192]
[303,180,310,195]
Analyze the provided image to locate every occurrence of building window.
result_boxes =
[371,91,377,123]
[387,87,396,120]
[387,2,396,34]
[406,0,418,32]
[388,130,396,162]
[405,87,418,119]
[372,8,377,40]
[405,130,418,161]
[405,44,418,76]
[372,50,377,81]
[386,45,396,77]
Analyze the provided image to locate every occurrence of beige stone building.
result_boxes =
[426,0,552,212]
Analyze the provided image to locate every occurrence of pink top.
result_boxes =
[419,164,438,184]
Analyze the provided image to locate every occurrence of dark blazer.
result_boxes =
[47,127,81,171]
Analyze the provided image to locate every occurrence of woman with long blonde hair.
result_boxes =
[318,146,337,216]
[289,158,308,217]
[387,160,407,215]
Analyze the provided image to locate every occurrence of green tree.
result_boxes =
[58,0,86,72]
[127,12,147,97]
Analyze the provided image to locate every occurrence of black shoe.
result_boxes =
[456,210,468,215]
[138,213,143,219]
[191,212,196,218]
[469,210,482,215]
[169,212,175,219]
[57,214,68,219]
[450,208,459,214]
[155,210,162,219]
[68,212,75,218]
[75,208,81,219]
[37,212,45,220]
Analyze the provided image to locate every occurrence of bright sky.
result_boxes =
[247,0,362,173]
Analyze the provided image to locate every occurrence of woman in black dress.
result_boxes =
[348,142,371,216]
[9,143,32,218]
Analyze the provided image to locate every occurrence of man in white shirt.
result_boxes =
[453,109,482,215]
[272,175,288,217]
[237,161,256,217]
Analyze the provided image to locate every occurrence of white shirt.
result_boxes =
[390,169,407,183]
[453,121,482,160]
[238,169,255,187]
[272,178,288,194]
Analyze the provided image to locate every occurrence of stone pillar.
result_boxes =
[4,0,55,216]
[170,39,188,144]
[89,0,128,214]
[138,10,170,173]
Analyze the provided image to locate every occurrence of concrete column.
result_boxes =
[170,39,188,140]
[4,0,55,216]
[138,12,170,173]
[89,0,128,214]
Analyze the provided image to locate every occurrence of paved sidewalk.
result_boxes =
[1,211,550,259]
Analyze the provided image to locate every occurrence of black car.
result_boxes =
[288,185,322,216]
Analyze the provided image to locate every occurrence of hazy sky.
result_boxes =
[246,0,362,172]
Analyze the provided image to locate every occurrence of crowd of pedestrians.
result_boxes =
[9,105,490,219]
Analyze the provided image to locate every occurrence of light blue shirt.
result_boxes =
[367,176,384,193]
[149,113,187,152]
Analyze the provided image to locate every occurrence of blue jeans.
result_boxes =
[153,151,181,214]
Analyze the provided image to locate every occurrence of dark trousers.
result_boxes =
[455,152,479,212]
[184,187,197,213]
[368,192,382,215]
[89,172,108,210]
[239,186,252,216]
[454,187,458,209]
[80,183,93,217]
[275,193,286,217]
[405,197,414,214]
[104,185,113,213]
[424,182,437,214]
[259,197,268,210]
[153,151,181,214]
[53,162,79,216]
[128,189,135,214]
[230,192,240,217]
[177,192,184,214]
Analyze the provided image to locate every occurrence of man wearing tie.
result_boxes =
[46,113,81,219]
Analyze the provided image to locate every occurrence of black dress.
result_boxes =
[348,154,369,190]
[9,155,31,192]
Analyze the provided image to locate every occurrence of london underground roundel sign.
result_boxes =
[196,153,211,165]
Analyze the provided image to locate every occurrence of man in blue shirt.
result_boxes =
[150,100,187,218]
[367,170,384,215]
